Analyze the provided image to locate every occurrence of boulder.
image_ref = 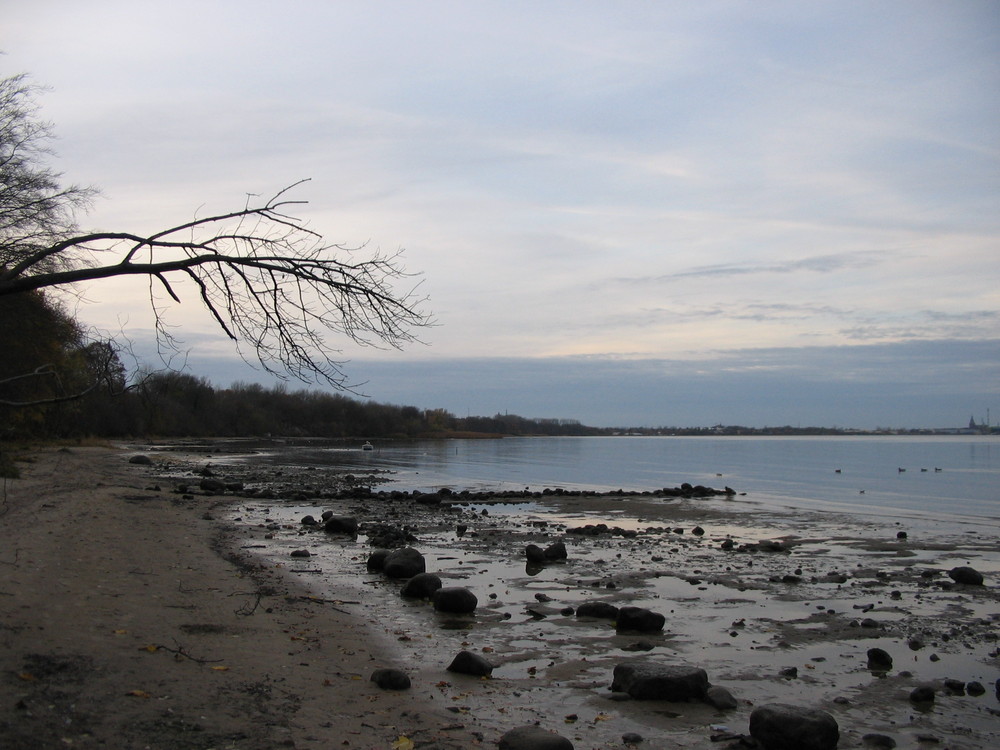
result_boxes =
[525,544,547,564]
[128,454,153,465]
[576,601,619,620]
[323,515,359,536]
[199,477,227,494]
[383,547,426,578]
[948,566,984,585]
[433,587,478,614]
[611,661,709,701]
[498,725,574,750]
[909,686,935,703]
[370,668,410,690]
[616,606,665,633]
[866,647,893,671]
[749,703,839,750]
[366,549,390,572]
[400,572,443,599]
[543,541,568,560]
[704,684,738,710]
[447,650,493,676]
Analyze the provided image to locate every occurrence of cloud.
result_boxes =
[4,1,997,419]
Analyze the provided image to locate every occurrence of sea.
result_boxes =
[239,434,1000,524]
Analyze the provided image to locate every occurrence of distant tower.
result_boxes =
[969,414,978,429]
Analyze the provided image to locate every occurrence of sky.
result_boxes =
[4,1,999,429]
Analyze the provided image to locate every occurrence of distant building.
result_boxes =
[933,415,990,435]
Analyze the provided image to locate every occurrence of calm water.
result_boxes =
[242,435,1000,522]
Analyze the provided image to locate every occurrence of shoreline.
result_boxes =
[0,446,483,749]
[3,444,999,749]
[162,444,1000,749]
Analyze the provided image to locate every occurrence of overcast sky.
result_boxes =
[5,1,999,428]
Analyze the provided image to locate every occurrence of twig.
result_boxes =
[148,639,223,665]
[234,590,263,616]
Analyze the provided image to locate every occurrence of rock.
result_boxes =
[866,647,893,670]
[967,681,985,696]
[383,547,426,578]
[525,544,547,563]
[575,601,619,620]
[943,678,965,695]
[621,641,655,652]
[757,540,787,552]
[433,586,478,614]
[366,549,390,572]
[498,725,574,750]
[543,541,568,560]
[323,515,359,536]
[447,650,493,676]
[948,566,984,585]
[704,684,738,710]
[616,606,665,633]
[367,524,417,548]
[289,549,311,558]
[400,572,443,599]
[611,661,709,701]
[749,704,839,750]
[198,477,227,493]
[909,686,935,703]
[300,514,317,526]
[128,454,153,465]
[370,668,410,690]
[621,733,644,746]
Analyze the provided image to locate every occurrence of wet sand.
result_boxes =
[3,445,998,749]
[0,447,481,749]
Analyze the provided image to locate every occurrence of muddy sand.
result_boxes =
[2,445,999,749]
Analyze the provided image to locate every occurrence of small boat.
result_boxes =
[361,441,374,451]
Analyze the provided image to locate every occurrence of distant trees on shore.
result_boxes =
[1,370,605,440]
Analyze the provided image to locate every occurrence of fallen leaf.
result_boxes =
[142,645,159,653]
[126,690,151,699]
[113,629,128,635]
[17,672,37,682]
[210,666,230,671]
[592,713,613,722]
[391,736,414,750]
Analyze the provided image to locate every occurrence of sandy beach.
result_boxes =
[2,444,998,749]
[0,446,481,749]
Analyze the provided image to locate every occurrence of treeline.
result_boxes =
[2,368,604,439]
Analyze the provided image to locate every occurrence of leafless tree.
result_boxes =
[0,72,430,393]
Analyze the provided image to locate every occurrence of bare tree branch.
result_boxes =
[0,183,431,389]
